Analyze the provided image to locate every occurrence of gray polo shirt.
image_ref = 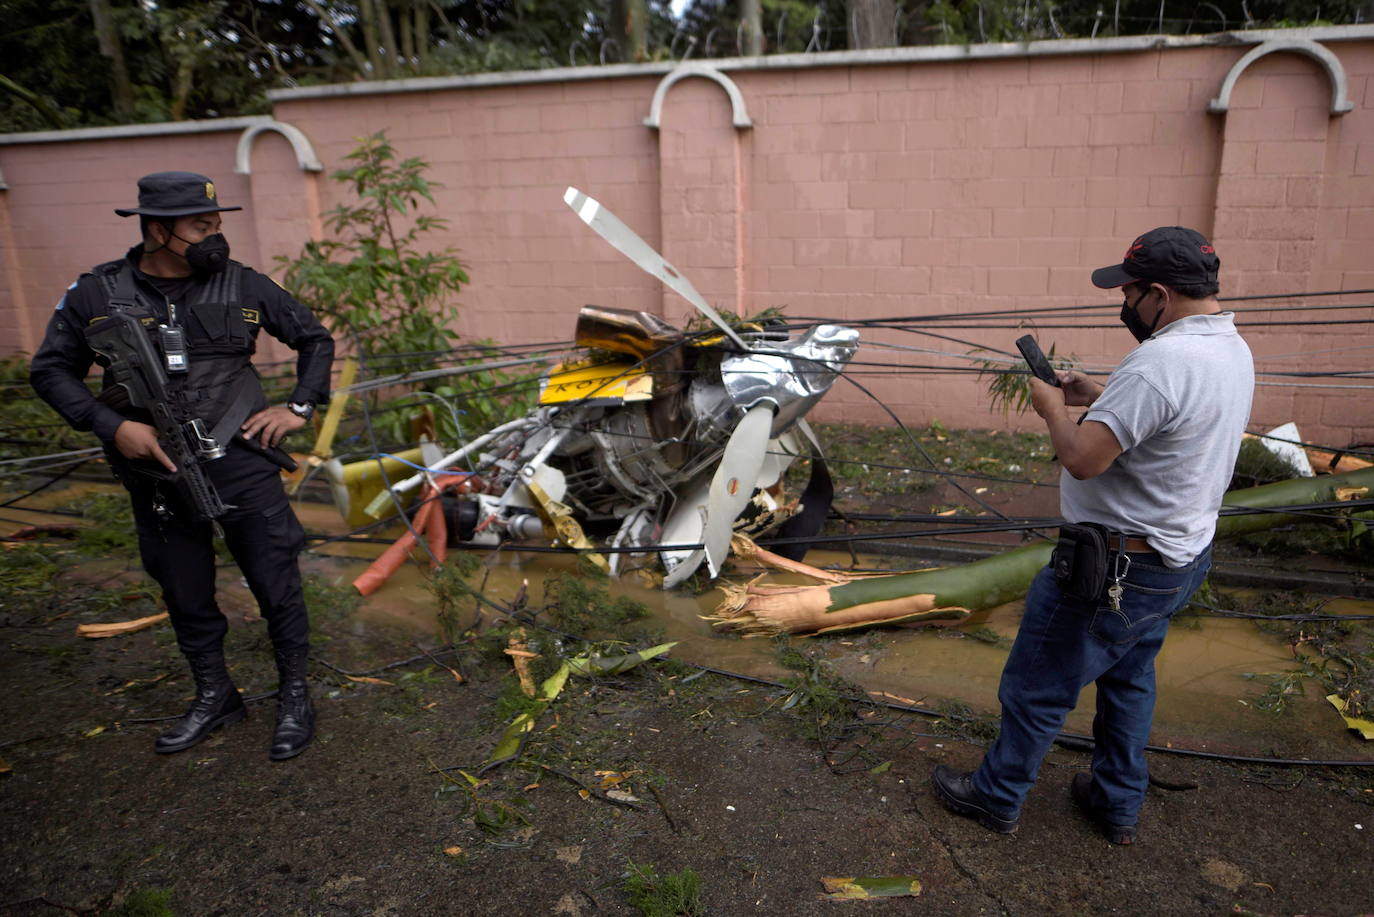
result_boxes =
[1060,312,1254,567]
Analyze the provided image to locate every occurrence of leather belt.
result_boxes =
[1120,536,1153,553]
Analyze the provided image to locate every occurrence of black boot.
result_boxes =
[154,650,246,754]
[269,648,315,761]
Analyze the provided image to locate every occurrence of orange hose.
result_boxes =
[350,473,478,596]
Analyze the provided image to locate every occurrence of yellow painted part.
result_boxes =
[1326,694,1374,740]
[315,356,357,460]
[330,448,425,529]
[286,357,358,497]
[526,478,609,573]
[538,360,653,405]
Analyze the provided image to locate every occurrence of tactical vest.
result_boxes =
[90,260,269,442]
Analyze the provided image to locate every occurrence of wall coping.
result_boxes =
[0,25,1368,146]
[265,25,1374,102]
[0,115,272,147]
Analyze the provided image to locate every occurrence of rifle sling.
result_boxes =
[210,375,299,473]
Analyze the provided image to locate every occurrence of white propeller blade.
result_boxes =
[703,403,775,577]
[563,187,748,350]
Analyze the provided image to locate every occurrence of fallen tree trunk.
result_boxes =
[708,466,1374,636]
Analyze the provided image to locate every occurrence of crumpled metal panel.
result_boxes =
[720,324,860,436]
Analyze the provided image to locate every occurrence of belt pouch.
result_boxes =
[1052,522,1113,603]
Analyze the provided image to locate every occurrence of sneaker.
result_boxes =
[931,765,1018,834]
[1071,772,1137,845]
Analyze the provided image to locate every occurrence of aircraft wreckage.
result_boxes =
[325,189,1374,638]
[335,188,859,593]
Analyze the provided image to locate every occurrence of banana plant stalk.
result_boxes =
[708,466,1374,637]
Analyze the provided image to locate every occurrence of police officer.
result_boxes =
[30,172,335,760]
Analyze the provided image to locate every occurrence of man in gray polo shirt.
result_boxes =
[933,227,1254,844]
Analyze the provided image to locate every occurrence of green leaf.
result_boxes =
[566,642,678,677]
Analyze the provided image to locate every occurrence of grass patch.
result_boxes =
[0,544,63,612]
[107,886,174,917]
[30,485,163,571]
[622,861,705,917]
[0,356,92,463]
[435,769,531,842]
[427,553,484,644]
[964,626,1012,649]
[378,665,451,719]
[544,572,649,636]
[492,678,546,723]
[773,638,866,747]
[1231,520,1374,569]
[811,421,1053,500]
[303,573,361,632]
[929,698,1001,745]
[67,491,138,555]
[1228,437,1308,490]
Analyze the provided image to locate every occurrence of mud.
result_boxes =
[2,483,1372,915]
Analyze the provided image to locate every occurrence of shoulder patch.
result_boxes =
[53,280,81,311]
[241,307,261,325]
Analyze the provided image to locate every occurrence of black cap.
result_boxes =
[1091,226,1220,289]
[114,171,242,218]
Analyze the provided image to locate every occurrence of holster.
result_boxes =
[1052,522,1117,603]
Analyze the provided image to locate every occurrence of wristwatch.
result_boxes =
[287,401,315,421]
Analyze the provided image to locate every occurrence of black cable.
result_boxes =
[842,318,1374,330]
[301,492,1374,558]
[784,288,1374,326]
[834,370,1023,526]
[657,663,1374,769]
[1183,601,1374,623]
[0,454,94,507]
[1247,430,1374,461]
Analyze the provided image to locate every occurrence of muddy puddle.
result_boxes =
[7,483,1371,762]
[308,517,1368,762]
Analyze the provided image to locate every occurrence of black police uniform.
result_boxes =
[31,244,333,655]
[28,172,334,758]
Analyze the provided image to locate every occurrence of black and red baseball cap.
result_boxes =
[1091,226,1220,289]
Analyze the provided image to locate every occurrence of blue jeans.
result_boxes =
[972,545,1212,825]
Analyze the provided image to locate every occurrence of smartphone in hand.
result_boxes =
[1015,335,1061,387]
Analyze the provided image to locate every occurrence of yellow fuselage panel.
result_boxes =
[538,360,654,405]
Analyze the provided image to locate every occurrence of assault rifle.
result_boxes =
[86,310,231,521]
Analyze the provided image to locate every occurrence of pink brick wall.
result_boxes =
[2,38,1372,447]
[0,131,256,357]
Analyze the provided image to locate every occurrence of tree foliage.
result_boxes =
[0,0,676,131]
[278,131,467,364]
[3,0,1369,132]
[276,132,535,446]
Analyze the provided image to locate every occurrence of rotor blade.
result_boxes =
[564,187,748,350]
[704,403,775,578]
[660,475,711,589]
